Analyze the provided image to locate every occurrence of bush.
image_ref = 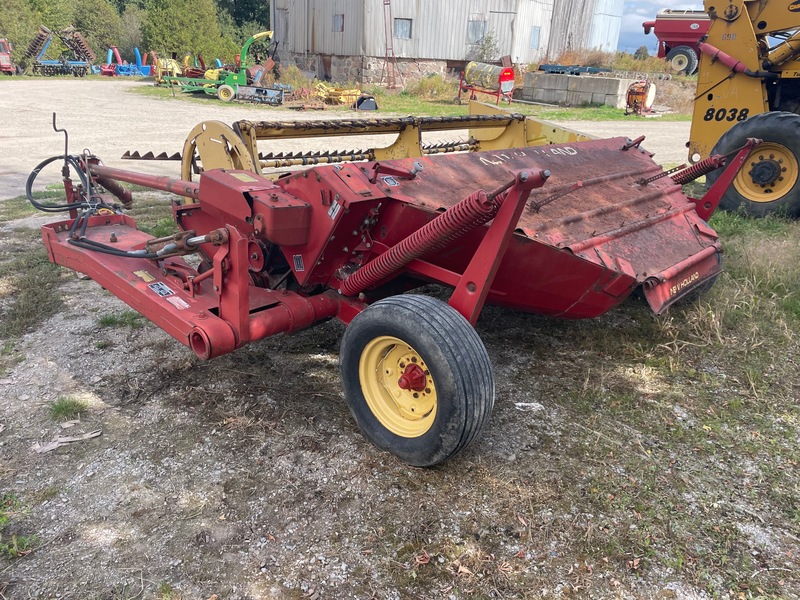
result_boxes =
[403,74,458,99]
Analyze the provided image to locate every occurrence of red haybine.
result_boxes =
[29,112,756,466]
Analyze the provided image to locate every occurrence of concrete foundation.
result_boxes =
[282,52,447,84]
[521,72,636,109]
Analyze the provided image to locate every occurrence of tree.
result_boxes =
[217,0,269,28]
[634,45,649,60]
[143,0,234,61]
[117,5,146,59]
[73,0,124,57]
[467,29,500,63]
[26,0,74,30]
[0,0,38,63]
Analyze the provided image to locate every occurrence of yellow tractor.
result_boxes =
[689,0,800,217]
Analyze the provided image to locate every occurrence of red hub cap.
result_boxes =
[397,363,427,391]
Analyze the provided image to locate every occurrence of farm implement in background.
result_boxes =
[24,25,94,77]
[0,38,19,75]
[98,47,151,76]
[454,61,516,105]
[158,31,288,105]
[28,105,756,466]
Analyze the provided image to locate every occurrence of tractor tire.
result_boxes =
[340,295,494,467]
[217,84,235,102]
[666,46,698,75]
[706,111,800,218]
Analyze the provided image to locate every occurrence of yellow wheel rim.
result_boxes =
[219,86,233,101]
[735,142,799,203]
[670,54,689,72]
[359,336,437,438]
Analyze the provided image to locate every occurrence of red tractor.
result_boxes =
[642,9,710,75]
[0,38,18,75]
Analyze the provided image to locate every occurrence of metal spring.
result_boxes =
[670,155,726,185]
[339,189,497,296]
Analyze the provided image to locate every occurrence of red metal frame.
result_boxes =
[0,38,16,75]
[40,133,750,360]
[642,10,710,60]
[457,68,514,106]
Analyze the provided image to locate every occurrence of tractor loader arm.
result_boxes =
[689,0,800,216]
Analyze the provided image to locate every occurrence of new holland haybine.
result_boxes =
[28,107,756,466]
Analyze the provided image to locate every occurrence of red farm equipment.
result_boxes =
[454,61,515,105]
[0,38,18,75]
[28,106,755,467]
[642,9,710,75]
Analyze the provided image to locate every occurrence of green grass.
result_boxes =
[0,243,64,340]
[129,78,693,121]
[0,189,66,223]
[49,396,89,421]
[0,494,37,559]
[98,310,146,329]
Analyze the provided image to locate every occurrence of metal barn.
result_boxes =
[269,0,623,82]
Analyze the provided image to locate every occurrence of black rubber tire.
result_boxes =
[706,111,800,218]
[340,295,494,467]
[666,46,698,75]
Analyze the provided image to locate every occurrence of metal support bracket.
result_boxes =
[448,170,549,324]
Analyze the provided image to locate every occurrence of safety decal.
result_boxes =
[293,254,305,271]
[133,270,155,282]
[327,201,342,220]
[148,282,175,297]
[165,296,190,310]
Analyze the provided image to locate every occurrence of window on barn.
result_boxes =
[394,18,412,39]
[529,26,541,49]
[467,15,487,44]
[332,14,344,32]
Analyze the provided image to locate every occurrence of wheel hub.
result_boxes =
[671,55,688,71]
[359,336,437,437]
[397,363,427,391]
[748,158,782,186]
[734,143,799,203]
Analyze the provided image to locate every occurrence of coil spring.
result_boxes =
[339,190,497,296]
[671,155,726,185]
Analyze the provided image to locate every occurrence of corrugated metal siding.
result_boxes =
[514,0,553,63]
[272,0,365,55]
[307,0,365,55]
[547,0,594,58]
[275,0,617,62]
[364,0,533,60]
[587,0,623,52]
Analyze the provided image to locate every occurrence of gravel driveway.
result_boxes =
[0,79,691,200]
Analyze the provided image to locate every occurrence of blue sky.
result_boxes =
[618,1,703,53]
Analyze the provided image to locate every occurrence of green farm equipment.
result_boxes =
[160,31,279,103]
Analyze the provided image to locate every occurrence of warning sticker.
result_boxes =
[327,201,342,220]
[148,282,175,297]
[293,254,305,272]
[165,296,190,310]
[133,270,155,282]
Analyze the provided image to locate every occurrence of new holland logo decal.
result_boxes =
[791,1,800,12]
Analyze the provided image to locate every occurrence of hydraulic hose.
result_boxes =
[25,154,106,213]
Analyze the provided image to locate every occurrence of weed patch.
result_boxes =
[0,494,37,559]
[0,244,64,340]
[49,396,89,421]
[98,310,145,329]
